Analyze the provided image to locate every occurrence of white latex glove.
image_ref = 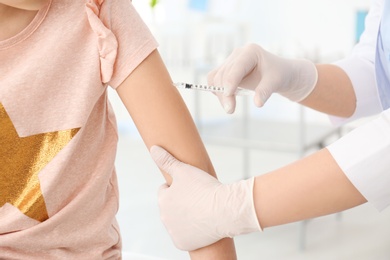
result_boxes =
[150,145,261,252]
[208,43,318,113]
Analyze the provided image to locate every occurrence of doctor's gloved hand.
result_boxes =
[150,145,262,252]
[208,43,318,113]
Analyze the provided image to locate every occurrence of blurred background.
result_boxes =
[109,0,390,259]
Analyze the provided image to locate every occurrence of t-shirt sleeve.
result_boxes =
[329,0,383,125]
[86,0,159,88]
[327,108,390,211]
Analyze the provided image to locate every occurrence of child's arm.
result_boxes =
[116,49,237,259]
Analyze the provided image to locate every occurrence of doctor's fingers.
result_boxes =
[254,76,281,107]
[208,62,244,114]
[158,182,170,199]
[215,92,237,114]
[150,145,186,179]
[208,59,254,96]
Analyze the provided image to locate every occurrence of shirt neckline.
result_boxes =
[0,0,52,50]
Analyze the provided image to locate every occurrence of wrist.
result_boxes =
[278,59,318,102]
[223,177,262,237]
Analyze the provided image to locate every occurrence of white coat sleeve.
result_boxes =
[327,108,390,211]
[330,0,383,125]
[327,0,390,211]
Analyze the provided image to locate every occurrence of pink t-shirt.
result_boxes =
[0,0,158,258]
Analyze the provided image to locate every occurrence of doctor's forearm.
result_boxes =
[300,64,356,118]
[253,148,367,228]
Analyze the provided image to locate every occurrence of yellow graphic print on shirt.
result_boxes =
[0,103,80,222]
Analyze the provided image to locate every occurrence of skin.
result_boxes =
[254,149,367,228]
[300,64,357,117]
[254,64,367,229]
[0,0,48,10]
[0,1,47,41]
[1,1,237,258]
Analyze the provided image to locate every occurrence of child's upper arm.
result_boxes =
[116,49,216,184]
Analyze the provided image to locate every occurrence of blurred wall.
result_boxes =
[133,0,371,61]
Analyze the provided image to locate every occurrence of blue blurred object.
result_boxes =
[189,0,209,12]
[356,10,368,43]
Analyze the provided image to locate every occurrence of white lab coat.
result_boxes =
[327,0,390,211]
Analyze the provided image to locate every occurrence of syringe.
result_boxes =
[173,82,253,96]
